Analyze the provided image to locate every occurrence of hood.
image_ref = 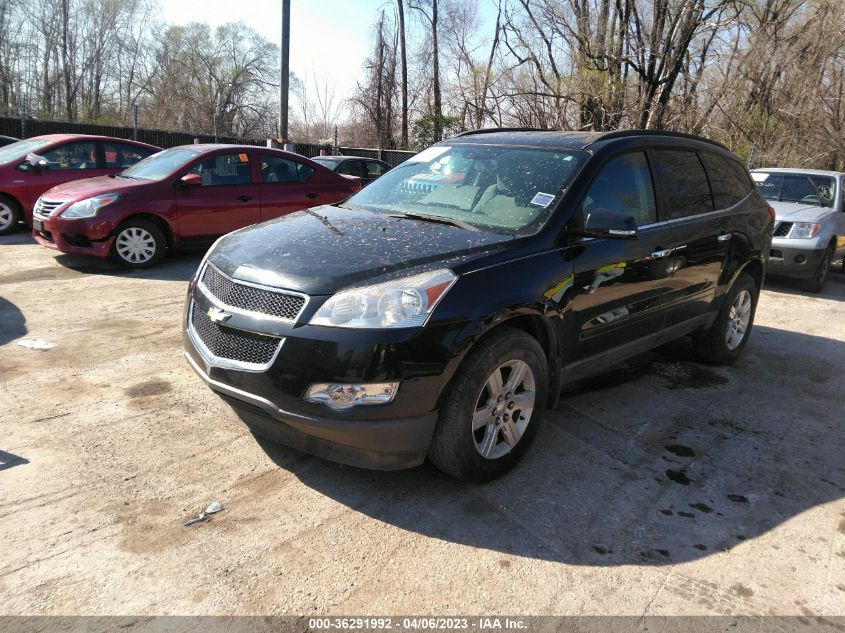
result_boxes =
[42,175,148,200]
[769,201,833,223]
[209,205,514,296]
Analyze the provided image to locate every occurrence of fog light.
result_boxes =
[795,255,806,264]
[304,382,399,410]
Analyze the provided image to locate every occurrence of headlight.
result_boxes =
[60,194,120,218]
[787,222,821,239]
[310,268,457,329]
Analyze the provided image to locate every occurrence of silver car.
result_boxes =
[751,168,845,292]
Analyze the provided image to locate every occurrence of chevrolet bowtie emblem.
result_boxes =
[207,306,232,324]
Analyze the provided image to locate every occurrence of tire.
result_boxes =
[110,219,166,268]
[0,194,22,236]
[799,244,834,293]
[693,272,759,365]
[428,327,549,483]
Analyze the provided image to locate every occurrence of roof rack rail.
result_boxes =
[454,127,552,137]
[588,129,728,150]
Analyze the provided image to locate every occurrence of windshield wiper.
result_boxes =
[388,211,479,232]
[115,173,137,180]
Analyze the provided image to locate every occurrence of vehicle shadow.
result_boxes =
[0,295,27,345]
[0,230,35,246]
[252,325,845,566]
[764,264,845,300]
[0,449,29,472]
[54,249,205,282]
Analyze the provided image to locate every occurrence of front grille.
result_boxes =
[190,303,281,365]
[34,198,65,218]
[773,221,793,237]
[200,264,306,321]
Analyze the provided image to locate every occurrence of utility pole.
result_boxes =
[279,0,291,141]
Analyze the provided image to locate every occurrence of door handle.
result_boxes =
[717,232,731,242]
[306,192,319,199]
[237,194,252,202]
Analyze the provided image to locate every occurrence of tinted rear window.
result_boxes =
[651,150,713,220]
[701,153,752,209]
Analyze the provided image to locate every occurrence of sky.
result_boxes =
[159,0,498,116]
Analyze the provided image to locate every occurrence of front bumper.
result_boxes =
[767,240,827,279]
[32,214,116,258]
[185,351,439,470]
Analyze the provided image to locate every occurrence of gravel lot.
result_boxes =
[1,231,843,617]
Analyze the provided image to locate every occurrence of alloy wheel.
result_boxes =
[472,359,536,460]
[725,289,752,351]
[0,202,14,232]
[115,227,157,264]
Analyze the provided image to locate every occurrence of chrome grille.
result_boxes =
[773,221,793,237]
[190,303,280,365]
[34,198,65,219]
[200,264,306,321]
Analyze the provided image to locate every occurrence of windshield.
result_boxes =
[311,158,340,170]
[342,144,588,235]
[0,138,51,165]
[752,171,837,207]
[121,148,199,181]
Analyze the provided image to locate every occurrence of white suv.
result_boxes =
[751,168,845,292]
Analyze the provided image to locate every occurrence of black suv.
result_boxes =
[183,129,773,482]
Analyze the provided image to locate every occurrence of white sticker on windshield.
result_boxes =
[407,146,450,163]
[530,192,556,208]
[750,172,767,182]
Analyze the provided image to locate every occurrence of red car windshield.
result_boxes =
[121,148,199,181]
[0,138,51,165]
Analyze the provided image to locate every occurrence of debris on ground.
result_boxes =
[16,338,58,351]
[183,501,224,527]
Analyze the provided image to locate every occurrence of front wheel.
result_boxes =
[694,272,759,365]
[428,327,548,483]
[799,245,834,293]
[110,219,166,268]
[0,195,22,236]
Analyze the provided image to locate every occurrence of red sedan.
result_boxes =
[32,144,361,267]
[0,134,159,234]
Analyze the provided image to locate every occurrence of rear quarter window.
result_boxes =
[701,153,753,210]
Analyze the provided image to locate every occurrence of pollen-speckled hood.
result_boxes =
[207,205,514,295]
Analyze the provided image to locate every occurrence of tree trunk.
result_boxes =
[397,0,408,148]
[432,0,442,141]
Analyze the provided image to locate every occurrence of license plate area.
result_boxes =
[32,219,43,232]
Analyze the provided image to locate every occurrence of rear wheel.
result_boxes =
[799,244,834,293]
[110,219,166,268]
[428,327,548,482]
[0,195,22,236]
[694,272,759,365]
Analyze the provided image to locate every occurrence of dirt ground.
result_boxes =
[1,231,843,617]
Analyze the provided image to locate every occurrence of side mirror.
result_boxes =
[26,152,48,168]
[583,209,639,239]
[179,173,202,187]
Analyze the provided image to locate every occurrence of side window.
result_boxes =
[337,160,365,178]
[42,141,97,171]
[700,153,752,210]
[297,163,314,181]
[259,154,313,183]
[366,161,386,177]
[104,142,152,168]
[189,152,251,186]
[651,150,714,219]
[582,151,657,227]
